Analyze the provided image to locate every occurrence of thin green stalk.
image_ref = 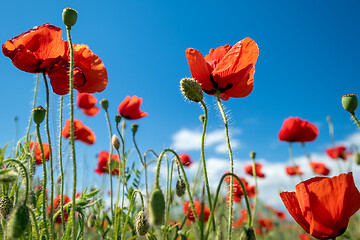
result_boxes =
[132,130,147,200]
[144,149,158,205]
[216,91,235,240]
[350,112,360,130]
[66,25,77,239]
[29,207,40,240]
[26,73,40,143]
[289,142,303,181]
[327,116,342,172]
[58,95,66,231]
[42,71,54,240]
[104,109,114,222]
[191,158,202,195]
[250,154,258,226]
[4,159,29,204]
[163,159,175,239]
[36,124,49,239]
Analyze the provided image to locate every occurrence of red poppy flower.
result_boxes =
[224,173,253,203]
[326,146,348,160]
[244,163,265,178]
[178,153,193,167]
[94,151,120,176]
[280,172,360,239]
[183,200,210,222]
[48,194,71,224]
[117,96,147,120]
[62,119,95,145]
[76,92,99,116]
[47,43,108,95]
[298,233,310,240]
[233,209,248,228]
[259,218,274,232]
[285,166,303,176]
[279,117,319,142]
[2,24,65,73]
[310,161,330,176]
[29,141,50,165]
[186,38,259,101]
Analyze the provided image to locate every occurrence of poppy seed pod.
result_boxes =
[180,78,203,102]
[176,179,186,197]
[7,204,30,238]
[32,106,46,125]
[100,99,109,110]
[342,94,358,113]
[249,151,256,159]
[149,188,165,225]
[62,8,78,27]
[0,196,13,219]
[112,135,120,150]
[131,123,139,134]
[239,226,256,240]
[115,114,122,123]
[135,210,149,236]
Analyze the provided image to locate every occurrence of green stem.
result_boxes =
[4,159,29,204]
[29,207,40,240]
[36,124,49,239]
[58,96,66,231]
[26,73,40,143]
[216,91,235,240]
[42,71,54,240]
[250,154,258,226]
[66,26,77,239]
[133,131,148,201]
[163,159,175,239]
[289,142,303,181]
[350,112,360,130]
[104,109,114,222]
[144,149,158,205]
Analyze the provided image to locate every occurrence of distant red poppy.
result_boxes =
[285,166,303,176]
[178,153,193,167]
[298,233,310,240]
[62,119,95,145]
[2,24,65,73]
[244,163,265,178]
[186,38,259,101]
[224,173,255,203]
[29,141,50,165]
[76,192,81,198]
[279,117,319,142]
[326,146,348,160]
[76,92,99,116]
[183,200,210,222]
[259,218,274,232]
[47,43,108,95]
[117,96,147,120]
[233,209,248,228]
[48,194,71,224]
[94,151,120,176]
[310,161,330,176]
[265,205,287,221]
[280,172,360,239]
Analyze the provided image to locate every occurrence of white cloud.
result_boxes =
[338,132,360,147]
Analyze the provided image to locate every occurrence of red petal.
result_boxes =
[186,48,213,91]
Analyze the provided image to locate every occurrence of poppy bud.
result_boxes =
[342,94,358,113]
[115,114,122,123]
[249,151,256,159]
[239,226,256,240]
[112,135,120,150]
[176,179,186,197]
[149,187,165,225]
[0,196,13,219]
[0,170,18,183]
[177,233,187,240]
[32,105,46,125]
[135,210,149,236]
[7,204,30,238]
[99,98,109,110]
[131,123,139,134]
[87,214,96,229]
[180,78,203,102]
[199,115,205,124]
[28,191,36,208]
[62,8,78,27]
[355,152,360,165]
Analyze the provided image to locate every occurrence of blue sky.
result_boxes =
[1,0,360,208]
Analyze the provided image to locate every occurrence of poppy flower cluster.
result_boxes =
[29,141,50,165]
[279,117,319,143]
[224,173,256,203]
[48,194,71,224]
[94,151,120,176]
[2,23,108,95]
[178,153,193,167]
[264,205,286,221]
[244,163,265,178]
[326,145,348,160]
[62,119,95,145]
[186,38,259,101]
[258,218,274,232]
[183,200,210,223]
[280,172,360,239]
[76,92,99,116]
[233,209,248,228]
[118,96,147,120]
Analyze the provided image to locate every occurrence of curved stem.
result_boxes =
[58,95,66,231]
[26,73,39,143]
[4,159,29,204]
[36,124,49,239]
[350,112,360,130]
[29,207,40,240]
[66,26,77,239]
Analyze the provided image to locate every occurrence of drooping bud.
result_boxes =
[355,152,360,165]
[342,94,358,113]
[32,106,46,125]
[0,170,18,183]
[135,210,149,236]
[199,114,205,124]
[180,78,203,102]
[87,214,96,229]
[99,99,109,110]
[0,196,13,219]
[62,8,78,27]
[131,123,139,134]
[112,135,120,150]
[115,114,122,123]
[7,204,30,238]
[176,179,186,197]
[249,151,256,159]
[149,188,165,225]
[239,226,256,240]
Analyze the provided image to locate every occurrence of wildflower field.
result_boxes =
[1,3,360,240]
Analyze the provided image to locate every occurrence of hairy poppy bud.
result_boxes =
[355,152,360,165]
[180,78,203,102]
[112,135,120,150]
[135,210,149,235]
[131,123,139,134]
[87,214,96,229]
[342,94,358,113]
[115,114,122,123]
[99,99,109,110]
[0,196,13,219]
[62,8,78,27]
[7,204,30,238]
[176,179,186,197]
[249,151,256,159]
[32,106,46,125]
[149,188,165,225]
[239,226,256,240]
